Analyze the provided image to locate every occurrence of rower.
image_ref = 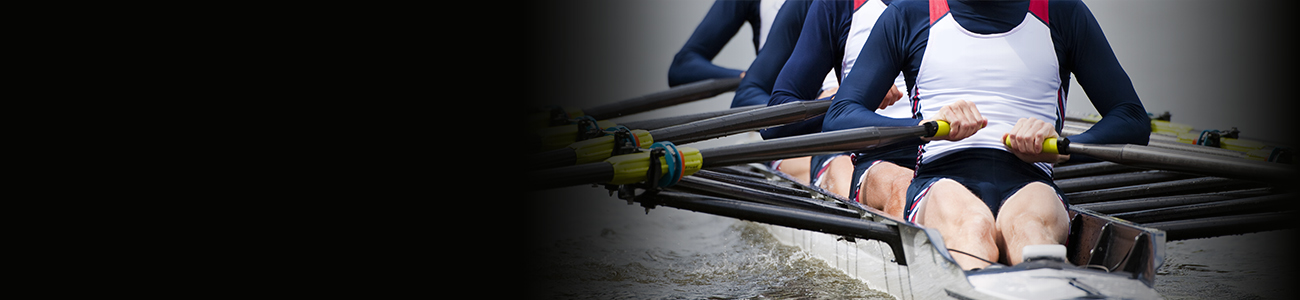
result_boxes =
[738,0,916,218]
[822,0,1151,269]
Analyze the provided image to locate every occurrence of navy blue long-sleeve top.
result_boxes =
[759,0,901,139]
[823,0,1150,148]
[668,0,761,87]
[732,0,814,108]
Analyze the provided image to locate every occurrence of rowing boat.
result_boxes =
[636,162,1166,300]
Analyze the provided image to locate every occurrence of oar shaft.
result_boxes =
[1146,211,1298,241]
[1067,143,1298,183]
[582,77,742,120]
[641,191,908,265]
[620,105,763,131]
[649,100,831,145]
[1071,187,1273,214]
[531,101,826,170]
[1015,136,1298,183]
[1109,194,1294,224]
[698,122,936,168]
[1052,162,1141,180]
[671,176,860,218]
[1064,176,1252,204]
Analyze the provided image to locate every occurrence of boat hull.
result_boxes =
[740,164,1166,300]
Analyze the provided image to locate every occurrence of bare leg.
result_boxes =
[775,156,812,185]
[915,179,999,270]
[856,162,911,219]
[816,155,855,198]
[996,182,1070,265]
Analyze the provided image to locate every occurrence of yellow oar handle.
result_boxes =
[606,146,702,185]
[929,120,950,137]
[570,129,654,164]
[925,120,987,138]
[1003,135,1065,154]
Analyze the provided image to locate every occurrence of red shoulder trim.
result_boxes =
[929,0,949,25]
[1029,0,1049,24]
[854,0,868,11]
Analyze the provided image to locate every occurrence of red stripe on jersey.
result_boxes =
[929,0,949,25]
[1029,0,1049,24]
[1057,88,1065,121]
[854,0,868,10]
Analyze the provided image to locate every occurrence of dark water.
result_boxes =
[1155,229,1300,300]
[526,186,892,300]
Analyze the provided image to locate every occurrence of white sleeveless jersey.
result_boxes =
[842,0,911,118]
[913,10,1063,174]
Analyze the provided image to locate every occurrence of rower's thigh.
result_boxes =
[916,179,994,231]
[858,162,911,217]
[997,182,1069,242]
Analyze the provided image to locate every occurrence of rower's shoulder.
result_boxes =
[885,0,928,12]
[880,0,930,23]
[1047,0,1090,15]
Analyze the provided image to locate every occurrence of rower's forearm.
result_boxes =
[1067,103,1150,146]
[822,99,919,132]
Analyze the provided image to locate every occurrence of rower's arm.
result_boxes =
[1055,1,1150,146]
[823,5,920,132]
[732,0,814,108]
[768,0,845,108]
[669,0,754,87]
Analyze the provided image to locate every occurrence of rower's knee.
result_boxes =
[776,156,812,185]
[858,162,911,208]
[998,182,1070,264]
[1000,182,1069,232]
[818,155,855,197]
[919,179,999,269]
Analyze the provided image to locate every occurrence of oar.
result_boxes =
[620,105,763,131]
[528,120,949,190]
[1053,170,1195,193]
[1145,211,1298,241]
[671,176,861,218]
[533,105,764,153]
[634,191,909,265]
[650,100,830,145]
[1064,177,1256,204]
[531,77,743,128]
[1061,126,1253,160]
[1052,162,1141,180]
[529,100,831,170]
[1071,187,1273,214]
[1107,193,1295,224]
[1010,137,1299,183]
[694,169,815,198]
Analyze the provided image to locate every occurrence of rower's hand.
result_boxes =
[922,99,986,141]
[1004,118,1069,163]
[878,85,904,110]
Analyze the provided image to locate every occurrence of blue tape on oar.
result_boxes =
[650,141,685,187]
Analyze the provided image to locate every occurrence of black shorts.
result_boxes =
[903,148,1067,223]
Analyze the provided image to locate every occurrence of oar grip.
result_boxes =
[1003,135,1070,155]
[924,120,950,137]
